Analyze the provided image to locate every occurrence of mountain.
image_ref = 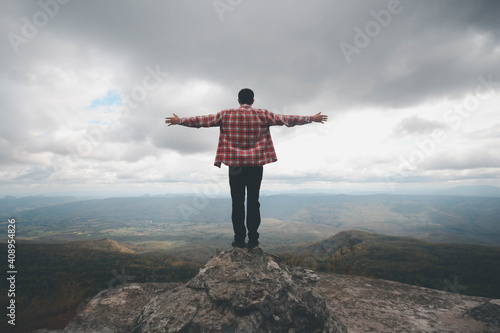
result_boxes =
[5,196,231,223]
[4,194,500,249]
[63,238,135,253]
[37,248,499,333]
[62,248,347,333]
[438,185,500,197]
[276,230,500,298]
[0,240,201,332]
[0,195,80,215]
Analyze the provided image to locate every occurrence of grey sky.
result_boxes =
[1,0,499,196]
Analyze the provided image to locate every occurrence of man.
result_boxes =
[165,88,327,249]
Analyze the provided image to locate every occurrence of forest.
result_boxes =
[279,230,500,299]
[0,240,202,332]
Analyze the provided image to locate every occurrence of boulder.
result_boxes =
[130,247,346,332]
[63,247,346,333]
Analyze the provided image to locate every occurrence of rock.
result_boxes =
[130,247,346,332]
[466,300,500,328]
[64,283,180,333]
[63,247,346,333]
[317,273,500,333]
[47,247,500,333]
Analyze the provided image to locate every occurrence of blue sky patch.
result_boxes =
[89,89,121,109]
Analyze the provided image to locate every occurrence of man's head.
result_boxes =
[238,88,254,105]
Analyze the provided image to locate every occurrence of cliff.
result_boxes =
[35,247,500,333]
[61,247,346,332]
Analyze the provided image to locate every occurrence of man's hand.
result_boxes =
[165,114,179,126]
[312,112,328,124]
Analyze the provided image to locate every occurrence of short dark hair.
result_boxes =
[238,88,254,105]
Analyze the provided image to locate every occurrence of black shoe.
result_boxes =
[232,240,246,248]
[247,240,260,249]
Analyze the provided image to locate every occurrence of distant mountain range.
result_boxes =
[1,191,499,250]
[436,185,500,197]
[261,185,500,197]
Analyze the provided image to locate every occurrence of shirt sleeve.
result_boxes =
[178,113,222,128]
[264,111,312,127]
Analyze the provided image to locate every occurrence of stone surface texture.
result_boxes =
[130,247,346,332]
[317,272,500,333]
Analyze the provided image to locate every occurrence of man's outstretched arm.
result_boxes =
[165,113,221,128]
[266,111,328,127]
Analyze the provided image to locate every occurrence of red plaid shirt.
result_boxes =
[178,104,312,167]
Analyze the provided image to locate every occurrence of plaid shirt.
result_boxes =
[178,104,312,167]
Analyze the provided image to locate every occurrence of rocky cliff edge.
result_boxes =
[62,247,346,333]
[37,247,500,333]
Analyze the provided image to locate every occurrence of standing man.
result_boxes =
[165,88,327,249]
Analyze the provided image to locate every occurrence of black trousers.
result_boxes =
[229,166,263,243]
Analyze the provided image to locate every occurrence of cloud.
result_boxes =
[1,0,500,194]
[423,146,500,171]
[393,115,448,136]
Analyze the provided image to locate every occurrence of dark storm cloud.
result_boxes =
[5,0,500,108]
